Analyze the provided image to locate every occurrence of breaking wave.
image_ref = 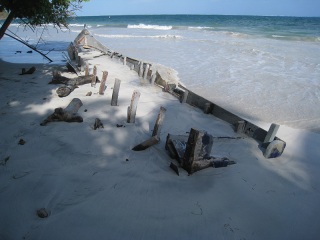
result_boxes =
[95,34,182,39]
[127,24,172,30]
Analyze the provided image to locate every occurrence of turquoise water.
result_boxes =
[68,15,320,42]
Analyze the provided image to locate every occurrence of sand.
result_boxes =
[1,47,320,240]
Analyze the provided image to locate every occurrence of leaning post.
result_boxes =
[127,90,141,123]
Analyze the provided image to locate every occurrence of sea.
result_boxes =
[1,15,320,132]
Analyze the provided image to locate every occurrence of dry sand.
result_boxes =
[0,48,320,240]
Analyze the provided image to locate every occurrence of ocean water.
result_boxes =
[1,15,320,132]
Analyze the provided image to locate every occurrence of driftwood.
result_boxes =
[50,71,97,97]
[40,98,83,126]
[20,66,36,75]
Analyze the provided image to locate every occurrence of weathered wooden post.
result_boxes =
[123,56,127,66]
[143,64,149,80]
[151,72,157,84]
[127,90,141,123]
[236,120,246,134]
[132,106,166,151]
[262,123,286,158]
[181,90,189,103]
[264,123,280,143]
[91,65,97,87]
[85,61,89,76]
[152,106,166,139]
[99,71,108,95]
[204,103,214,114]
[139,61,144,77]
[111,78,121,106]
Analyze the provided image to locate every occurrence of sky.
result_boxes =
[77,0,320,17]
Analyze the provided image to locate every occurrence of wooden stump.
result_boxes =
[111,78,121,106]
[127,90,141,123]
[99,71,108,95]
[40,98,83,126]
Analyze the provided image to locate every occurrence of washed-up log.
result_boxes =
[40,98,83,126]
[50,71,97,97]
[56,85,77,98]
[132,136,159,151]
[111,78,121,106]
[20,66,36,75]
[50,71,96,86]
[99,71,108,95]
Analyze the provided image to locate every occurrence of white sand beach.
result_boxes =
[1,37,320,240]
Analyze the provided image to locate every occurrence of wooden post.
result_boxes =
[111,78,121,106]
[127,90,141,123]
[99,71,108,95]
[204,103,214,114]
[151,72,157,84]
[91,65,97,87]
[123,56,127,66]
[182,128,201,173]
[139,62,144,77]
[182,128,215,174]
[181,90,189,103]
[264,123,280,143]
[152,106,166,139]
[85,61,89,76]
[143,64,149,80]
[236,120,246,134]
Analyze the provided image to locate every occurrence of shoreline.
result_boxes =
[1,31,320,239]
